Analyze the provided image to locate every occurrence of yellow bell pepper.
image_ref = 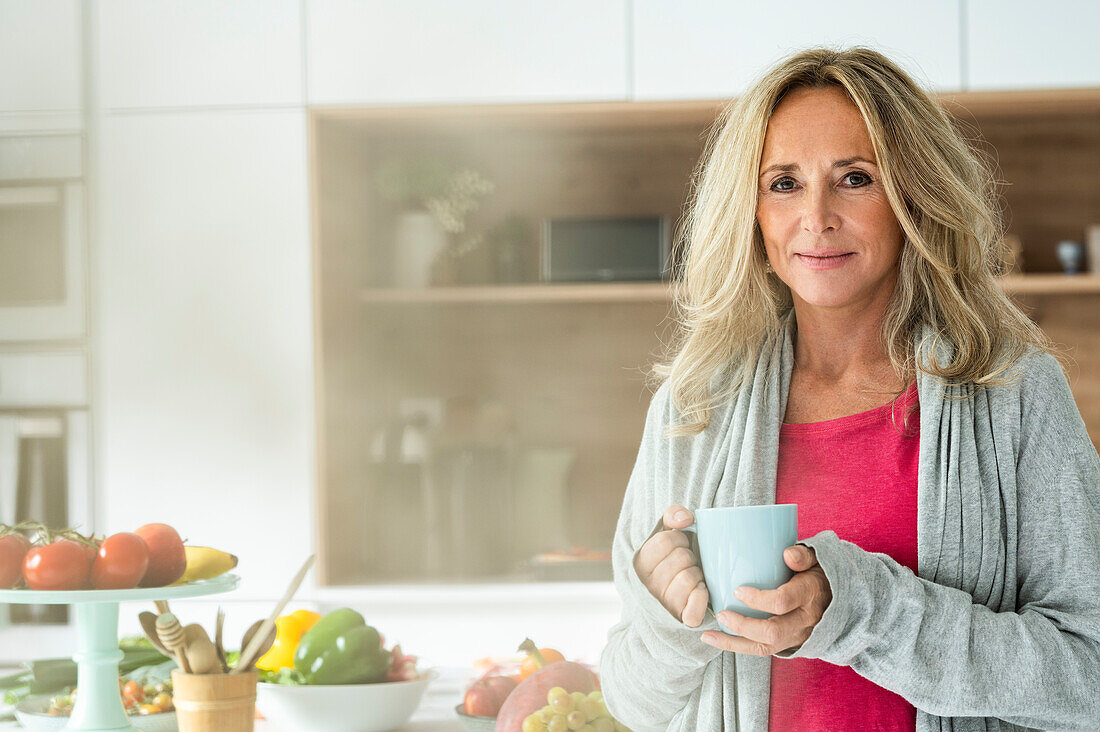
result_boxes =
[255,609,322,672]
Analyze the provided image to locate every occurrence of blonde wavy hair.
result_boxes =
[652,45,1062,438]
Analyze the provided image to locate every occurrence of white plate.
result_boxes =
[14,696,177,732]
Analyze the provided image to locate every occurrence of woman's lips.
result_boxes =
[795,252,854,270]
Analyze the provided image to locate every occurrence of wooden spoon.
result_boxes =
[236,619,275,673]
[239,619,264,656]
[215,607,228,673]
[138,611,173,657]
[184,623,222,675]
[232,555,315,674]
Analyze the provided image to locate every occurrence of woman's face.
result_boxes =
[756,86,904,315]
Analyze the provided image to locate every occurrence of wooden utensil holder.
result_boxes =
[171,669,257,732]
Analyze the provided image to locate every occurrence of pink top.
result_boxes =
[769,380,920,732]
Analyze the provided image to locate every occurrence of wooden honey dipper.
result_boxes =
[155,612,193,674]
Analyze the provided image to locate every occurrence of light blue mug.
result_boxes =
[680,504,799,622]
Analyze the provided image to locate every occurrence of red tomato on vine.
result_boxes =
[0,533,31,588]
[91,532,149,590]
[23,539,93,591]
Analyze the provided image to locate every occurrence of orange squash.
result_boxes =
[520,647,564,680]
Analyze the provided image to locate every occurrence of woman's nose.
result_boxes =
[801,185,842,234]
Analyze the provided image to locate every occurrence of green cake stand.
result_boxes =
[0,574,239,731]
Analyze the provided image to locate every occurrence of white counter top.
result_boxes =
[0,666,469,731]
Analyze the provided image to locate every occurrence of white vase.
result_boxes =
[392,210,448,288]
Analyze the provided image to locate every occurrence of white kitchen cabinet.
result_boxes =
[307,0,629,105]
[632,0,962,100]
[96,0,303,109]
[0,0,82,131]
[967,0,1100,90]
[94,109,313,597]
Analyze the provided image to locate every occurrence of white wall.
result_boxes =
[92,109,314,599]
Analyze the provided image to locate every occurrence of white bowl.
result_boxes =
[14,696,178,732]
[255,670,437,732]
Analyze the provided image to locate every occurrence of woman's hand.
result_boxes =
[700,545,832,656]
[634,504,710,628]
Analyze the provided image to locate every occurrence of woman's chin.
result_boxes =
[789,288,862,311]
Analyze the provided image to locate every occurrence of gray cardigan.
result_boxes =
[599,315,1100,731]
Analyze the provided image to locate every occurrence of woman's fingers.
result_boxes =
[651,546,700,602]
[638,533,707,623]
[681,581,710,628]
[713,605,812,652]
[662,504,694,530]
[737,567,831,618]
[783,544,818,571]
[635,505,708,626]
[635,528,690,582]
[734,576,806,617]
[660,560,703,612]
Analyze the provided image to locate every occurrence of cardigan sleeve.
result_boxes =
[600,381,723,732]
[774,353,1100,730]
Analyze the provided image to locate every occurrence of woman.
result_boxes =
[599,47,1100,732]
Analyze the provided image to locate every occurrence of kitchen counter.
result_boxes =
[0,707,463,731]
[0,666,469,731]
[0,723,460,732]
[0,722,461,731]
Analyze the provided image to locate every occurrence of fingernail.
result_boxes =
[734,587,747,600]
[674,510,690,522]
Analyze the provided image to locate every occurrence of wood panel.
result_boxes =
[1015,295,1100,448]
[312,90,1100,584]
[960,113,1100,273]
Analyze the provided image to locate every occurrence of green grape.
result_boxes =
[587,690,604,702]
[570,691,588,707]
[593,719,616,732]
[547,687,569,705]
[523,717,548,732]
[548,716,569,732]
[579,725,595,732]
[567,710,586,730]
[579,699,602,721]
[550,693,574,715]
[538,706,555,723]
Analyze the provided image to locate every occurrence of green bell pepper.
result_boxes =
[292,608,391,685]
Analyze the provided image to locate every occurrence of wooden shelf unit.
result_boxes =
[999,274,1100,295]
[355,274,1100,304]
[312,88,1100,586]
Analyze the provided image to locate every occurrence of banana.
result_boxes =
[174,546,238,584]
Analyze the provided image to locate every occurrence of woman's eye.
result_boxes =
[768,171,873,192]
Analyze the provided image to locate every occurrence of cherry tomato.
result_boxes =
[122,680,144,705]
[23,539,93,591]
[91,533,149,590]
[0,534,32,588]
[134,524,186,587]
